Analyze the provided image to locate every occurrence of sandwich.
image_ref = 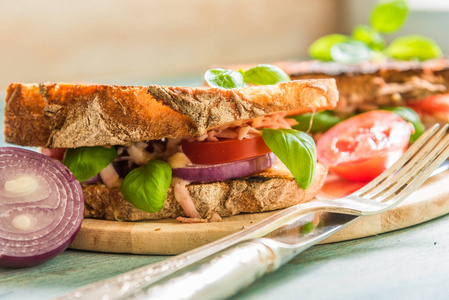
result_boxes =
[4,78,338,223]
[280,58,449,126]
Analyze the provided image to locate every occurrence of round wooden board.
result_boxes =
[70,171,449,255]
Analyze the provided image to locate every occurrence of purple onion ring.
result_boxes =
[172,153,276,182]
[0,147,84,268]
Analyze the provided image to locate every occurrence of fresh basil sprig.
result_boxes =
[308,0,442,62]
[121,160,172,213]
[292,111,342,134]
[262,128,316,190]
[385,35,443,61]
[382,107,424,142]
[330,41,374,64]
[370,0,409,33]
[241,64,290,85]
[204,69,246,89]
[63,146,118,182]
[352,25,385,50]
[205,64,290,89]
[308,34,350,62]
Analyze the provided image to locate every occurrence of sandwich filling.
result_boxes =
[59,112,299,223]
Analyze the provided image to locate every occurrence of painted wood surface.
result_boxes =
[2,212,449,300]
[69,171,449,254]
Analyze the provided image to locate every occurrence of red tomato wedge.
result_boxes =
[41,148,67,161]
[316,111,412,182]
[182,136,271,165]
[407,94,449,117]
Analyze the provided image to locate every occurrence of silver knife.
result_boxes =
[56,161,449,300]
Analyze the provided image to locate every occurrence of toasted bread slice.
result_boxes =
[84,162,327,221]
[4,79,338,148]
[147,79,338,136]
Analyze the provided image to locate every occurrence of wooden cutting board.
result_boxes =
[69,171,449,255]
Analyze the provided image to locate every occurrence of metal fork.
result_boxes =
[58,124,449,300]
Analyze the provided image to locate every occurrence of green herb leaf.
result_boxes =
[371,0,409,33]
[352,25,385,50]
[308,34,351,61]
[292,111,342,134]
[330,41,373,64]
[121,160,172,213]
[384,35,443,61]
[262,128,316,190]
[63,146,118,182]
[204,68,246,89]
[242,64,290,85]
[382,107,424,142]
[301,222,315,236]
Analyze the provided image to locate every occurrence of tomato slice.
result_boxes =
[407,94,449,119]
[41,148,66,161]
[182,136,271,164]
[316,110,412,182]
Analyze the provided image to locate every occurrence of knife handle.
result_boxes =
[128,240,277,300]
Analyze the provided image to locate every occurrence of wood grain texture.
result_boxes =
[69,170,449,254]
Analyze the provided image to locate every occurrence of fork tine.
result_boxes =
[377,127,449,206]
[355,124,440,197]
[363,124,449,199]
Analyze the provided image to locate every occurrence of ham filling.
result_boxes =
[196,112,297,142]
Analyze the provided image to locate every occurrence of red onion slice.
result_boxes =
[172,153,276,182]
[0,147,84,268]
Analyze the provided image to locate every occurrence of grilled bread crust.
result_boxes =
[4,79,338,148]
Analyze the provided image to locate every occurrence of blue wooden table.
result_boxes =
[1,80,449,300]
[2,214,449,300]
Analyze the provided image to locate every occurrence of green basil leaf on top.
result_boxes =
[121,160,172,213]
[384,35,443,61]
[330,40,373,64]
[370,0,409,33]
[383,107,425,142]
[352,25,385,50]
[204,68,246,89]
[308,34,351,61]
[242,64,290,85]
[63,146,118,182]
[292,111,342,134]
[262,128,316,190]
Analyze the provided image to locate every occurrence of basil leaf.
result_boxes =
[121,160,172,213]
[330,41,373,64]
[292,111,342,134]
[242,64,290,85]
[204,68,246,89]
[352,25,385,50]
[63,146,118,182]
[383,107,424,142]
[370,0,409,33]
[384,35,443,61]
[301,222,315,236]
[308,34,351,61]
[262,128,316,190]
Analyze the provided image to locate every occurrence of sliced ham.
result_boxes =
[99,163,122,188]
[172,178,202,219]
[195,112,297,142]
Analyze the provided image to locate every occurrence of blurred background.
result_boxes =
[0,0,448,87]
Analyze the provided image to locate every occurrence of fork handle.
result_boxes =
[128,240,277,300]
